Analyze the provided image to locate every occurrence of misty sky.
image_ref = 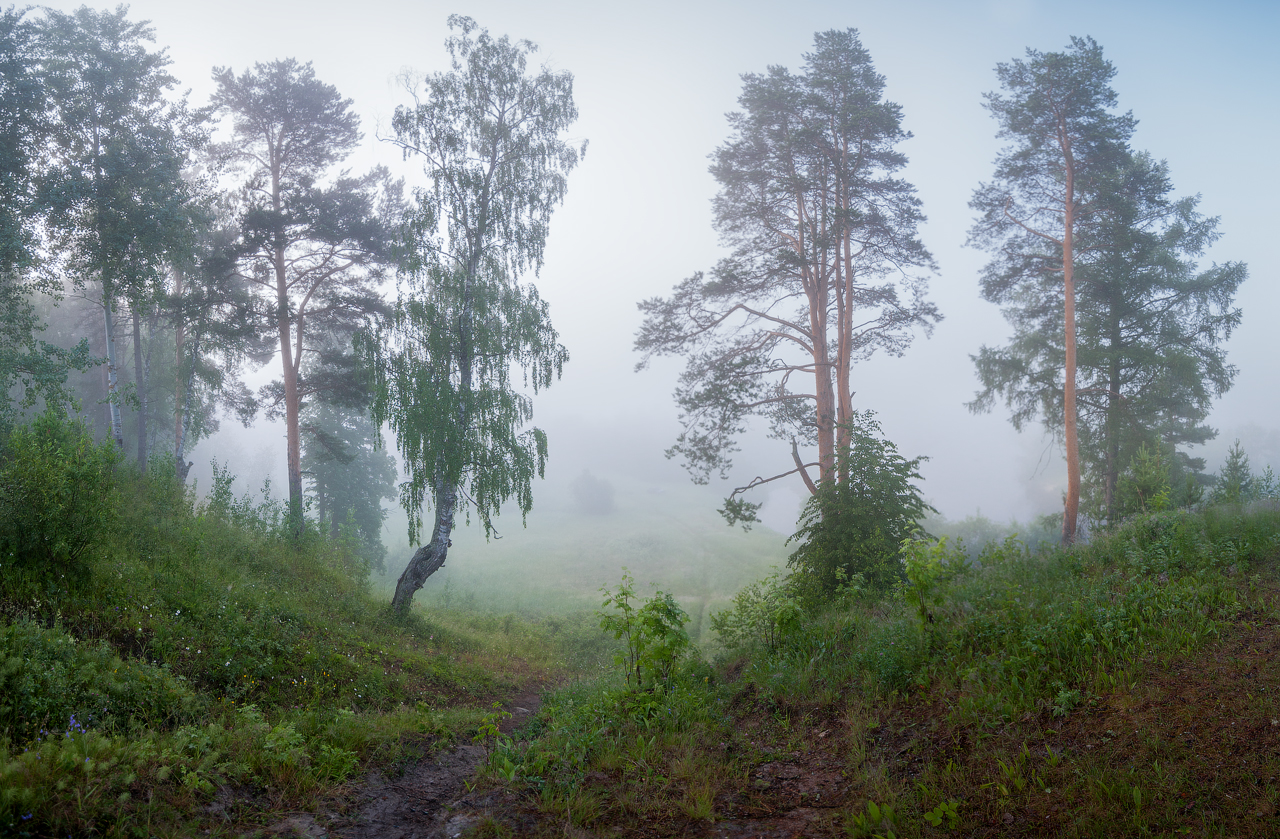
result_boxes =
[41,0,1280,531]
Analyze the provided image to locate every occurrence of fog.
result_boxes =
[41,0,1280,586]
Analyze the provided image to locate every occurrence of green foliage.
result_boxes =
[598,570,693,689]
[922,798,961,829]
[846,800,898,838]
[302,399,397,571]
[1255,465,1279,501]
[900,535,971,634]
[787,412,933,595]
[709,570,801,653]
[0,271,93,432]
[1211,439,1254,505]
[0,408,120,578]
[489,666,727,806]
[0,12,95,428]
[0,412,617,834]
[0,620,200,744]
[1114,442,1172,518]
[707,504,1273,718]
[472,701,512,757]
[924,511,1061,558]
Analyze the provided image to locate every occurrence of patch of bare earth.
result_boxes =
[256,687,544,839]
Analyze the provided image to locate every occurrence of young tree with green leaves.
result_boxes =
[1211,440,1254,505]
[635,29,938,527]
[36,6,202,454]
[211,59,397,534]
[360,16,582,615]
[968,37,1136,544]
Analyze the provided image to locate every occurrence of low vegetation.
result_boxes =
[467,501,1280,837]
[0,410,612,836]
[5,409,1280,837]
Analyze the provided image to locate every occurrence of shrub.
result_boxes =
[571,470,615,515]
[709,570,801,653]
[900,534,971,634]
[0,408,120,580]
[598,570,692,689]
[0,620,200,745]
[787,411,933,595]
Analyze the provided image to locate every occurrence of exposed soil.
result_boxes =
[257,686,545,839]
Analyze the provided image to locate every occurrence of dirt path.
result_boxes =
[288,687,545,839]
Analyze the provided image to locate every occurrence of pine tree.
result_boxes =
[636,29,938,526]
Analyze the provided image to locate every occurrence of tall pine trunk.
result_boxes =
[270,157,305,539]
[1061,143,1081,544]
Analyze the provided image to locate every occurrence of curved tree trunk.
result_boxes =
[391,476,456,616]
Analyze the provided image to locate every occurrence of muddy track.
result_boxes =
[265,688,545,839]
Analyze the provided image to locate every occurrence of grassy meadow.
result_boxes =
[386,478,793,646]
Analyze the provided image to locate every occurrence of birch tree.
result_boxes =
[361,16,582,615]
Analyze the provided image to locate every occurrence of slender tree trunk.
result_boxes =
[144,311,158,459]
[175,344,197,483]
[172,265,189,479]
[1061,151,1081,545]
[316,472,327,531]
[1104,321,1121,522]
[102,285,124,449]
[95,132,124,449]
[132,304,147,467]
